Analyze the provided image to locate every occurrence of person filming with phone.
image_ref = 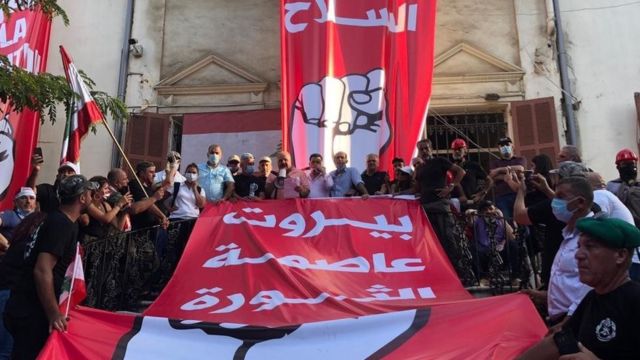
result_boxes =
[518,217,640,359]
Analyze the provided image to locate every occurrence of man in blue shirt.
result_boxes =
[197,144,235,202]
[329,152,369,198]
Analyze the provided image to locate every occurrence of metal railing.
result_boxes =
[81,213,542,311]
[82,218,196,311]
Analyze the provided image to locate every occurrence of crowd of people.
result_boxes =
[1,137,640,359]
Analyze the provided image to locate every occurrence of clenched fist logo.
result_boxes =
[290,69,391,169]
[0,115,14,200]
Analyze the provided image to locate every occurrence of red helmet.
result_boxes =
[615,148,638,165]
[450,138,467,150]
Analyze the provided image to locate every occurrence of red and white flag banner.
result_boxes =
[59,45,105,164]
[281,0,437,171]
[0,7,52,211]
[58,243,87,316]
[40,199,546,359]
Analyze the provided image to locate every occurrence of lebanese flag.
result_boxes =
[59,46,104,164]
[58,243,86,315]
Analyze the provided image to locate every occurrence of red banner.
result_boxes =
[0,8,52,210]
[40,199,546,359]
[281,0,437,170]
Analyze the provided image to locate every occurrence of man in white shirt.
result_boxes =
[304,153,333,198]
[154,151,186,186]
[546,177,595,326]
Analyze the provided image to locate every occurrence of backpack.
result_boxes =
[171,182,202,209]
[616,182,640,228]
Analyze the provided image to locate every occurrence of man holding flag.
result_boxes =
[4,175,95,359]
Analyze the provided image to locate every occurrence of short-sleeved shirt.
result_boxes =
[234,173,266,198]
[154,170,186,185]
[267,168,309,199]
[36,183,59,214]
[330,167,364,197]
[168,183,206,220]
[0,210,25,239]
[489,156,526,198]
[452,160,487,198]
[564,281,640,359]
[415,157,453,204]
[6,210,78,317]
[129,181,167,230]
[197,162,234,201]
[361,171,389,195]
[527,199,565,287]
[305,170,334,198]
[548,214,594,317]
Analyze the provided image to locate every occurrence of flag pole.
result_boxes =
[100,119,149,198]
[64,243,81,318]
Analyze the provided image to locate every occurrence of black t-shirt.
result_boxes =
[564,281,640,359]
[489,156,527,197]
[527,199,565,287]
[129,181,166,230]
[36,183,59,214]
[361,171,389,195]
[416,157,453,204]
[234,174,266,198]
[452,160,487,198]
[6,210,78,316]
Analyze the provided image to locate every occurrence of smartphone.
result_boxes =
[553,330,580,355]
[524,170,533,181]
[34,147,43,157]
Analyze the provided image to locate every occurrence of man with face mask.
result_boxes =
[449,139,492,209]
[198,144,235,203]
[489,137,526,222]
[4,175,97,359]
[233,153,265,200]
[154,151,186,187]
[515,175,595,328]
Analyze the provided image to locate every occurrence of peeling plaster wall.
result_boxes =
[559,0,640,180]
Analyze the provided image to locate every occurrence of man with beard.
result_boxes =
[26,158,79,214]
[449,139,492,209]
[4,175,97,359]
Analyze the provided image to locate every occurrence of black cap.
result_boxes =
[498,137,512,145]
[57,175,99,201]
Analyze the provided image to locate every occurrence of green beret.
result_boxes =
[577,217,640,248]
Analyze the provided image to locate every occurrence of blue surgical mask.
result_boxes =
[208,154,220,165]
[245,165,255,175]
[551,198,576,223]
[500,145,513,156]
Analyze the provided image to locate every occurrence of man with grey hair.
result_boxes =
[155,151,186,186]
[513,161,589,290]
[557,145,582,164]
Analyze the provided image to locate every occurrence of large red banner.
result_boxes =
[0,8,52,210]
[281,0,437,170]
[40,199,546,359]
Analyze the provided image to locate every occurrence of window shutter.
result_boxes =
[124,113,171,172]
[510,97,560,166]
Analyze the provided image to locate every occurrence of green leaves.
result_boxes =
[0,56,128,127]
[1,0,69,25]
[0,1,128,130]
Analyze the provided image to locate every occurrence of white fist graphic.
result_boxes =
[290,69,391,170]
[0,116,14,200]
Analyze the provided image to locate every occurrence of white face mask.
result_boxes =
[185,173,198,182]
